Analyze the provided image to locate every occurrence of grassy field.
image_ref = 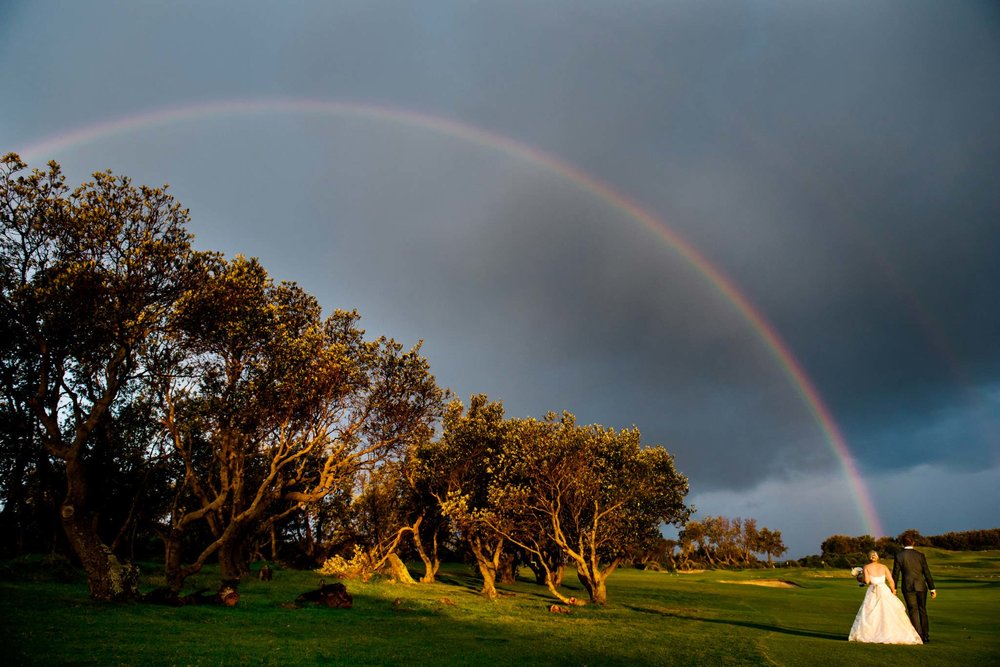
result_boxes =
[1,549,997,666]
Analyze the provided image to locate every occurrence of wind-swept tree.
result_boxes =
[703,516,738,566]
[422,394,511,600]
[678,515,785,568]
[736,517,758,566]
[1,153,202,600]
[342,459,421,583]
[757,527,787,567]
[678,519,707,569]
[487,413,690,605]
[475,416,574,603]
[393,440,452,583]
[155,255,443,590]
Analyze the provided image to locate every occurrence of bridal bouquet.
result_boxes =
[850,567,865,586]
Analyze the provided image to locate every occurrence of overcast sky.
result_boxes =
[3,1,998,557]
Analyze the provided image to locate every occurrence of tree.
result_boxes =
[83,391,174,562]
[475,415,575,602]
[704,516,741,566]
[677,519,708,569]
[0,309,57,556]
[423,395,511,600]
[737,518,759,566]
[896,529,928,547]
[757,527,787,567]
[821,534,857,556]
[396,440,452,583]
[155,255,443,589]
[678,516,785,569]
[488,413,690,605]
[875,535,900,557]
[346,459,419,583]
[1,154,201,600]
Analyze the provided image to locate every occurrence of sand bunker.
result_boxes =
[719,579,802,588]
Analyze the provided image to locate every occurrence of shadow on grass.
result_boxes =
[624,604,845,641]
[434,572,483,593]
[433,571,583,607]
[938,578,1000,589]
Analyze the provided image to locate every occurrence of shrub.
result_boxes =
[316,545,377,581]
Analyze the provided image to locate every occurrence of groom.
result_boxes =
[892,535,937,642]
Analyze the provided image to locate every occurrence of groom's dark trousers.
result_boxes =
[893,547,934,642]
[902,589,928,640]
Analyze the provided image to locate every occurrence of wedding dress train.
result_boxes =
[848,575,923,644]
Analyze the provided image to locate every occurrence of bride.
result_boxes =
[848,551,922,644]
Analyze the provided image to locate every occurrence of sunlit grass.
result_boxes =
[2,550,997,665]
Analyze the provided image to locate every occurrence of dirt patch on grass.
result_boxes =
[718,579,803,588]
[677,569,706,574]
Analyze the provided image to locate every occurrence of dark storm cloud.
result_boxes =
[3,0,998,553]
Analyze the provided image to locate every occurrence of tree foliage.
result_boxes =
[0,155,709,610]
[1,153,201,599]
[424,401,691,604]
[155,254,443,588]
[678,515,786,569]
[488,413,690,604]
[421,394,511,599]
[811,528,1000,568]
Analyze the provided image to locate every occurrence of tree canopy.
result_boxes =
[2,154,706,608]
[488,412,690,604]
[156,254,444,589]
[2,153,202,599]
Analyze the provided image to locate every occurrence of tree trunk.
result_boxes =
[469,536,501,600]
[477,561,499,600]
[574,557,617,605]
[385,553,416,584]
[541,567,579,606]
[527,549,564,586]
[577,568,594,597]
[163,528,185,592]
[218,534,251,582]
[304,517,315,560]
[61,456,138,601]
[498,549,517,584]
[410,517,440,583]
[589,578,608,605]
[576,569,608,605]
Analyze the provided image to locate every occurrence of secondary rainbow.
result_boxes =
[16,97,885,537]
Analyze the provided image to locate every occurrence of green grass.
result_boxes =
[2,549,998,666]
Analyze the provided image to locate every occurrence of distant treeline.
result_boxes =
[924,528,1000,551]
[800,528,1000,568]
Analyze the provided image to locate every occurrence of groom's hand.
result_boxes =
[930,590,937,599]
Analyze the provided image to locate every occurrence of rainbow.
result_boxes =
[15,97,885,537]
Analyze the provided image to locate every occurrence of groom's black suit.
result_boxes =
[892,546,935,641]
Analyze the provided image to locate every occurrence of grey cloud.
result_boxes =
[3,0,997,544]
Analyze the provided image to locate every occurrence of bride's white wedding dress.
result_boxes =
[848,575,923,644]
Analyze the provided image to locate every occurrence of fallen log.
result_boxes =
[295,581,353,609]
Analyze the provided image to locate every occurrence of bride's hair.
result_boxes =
[868,551,879,561]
